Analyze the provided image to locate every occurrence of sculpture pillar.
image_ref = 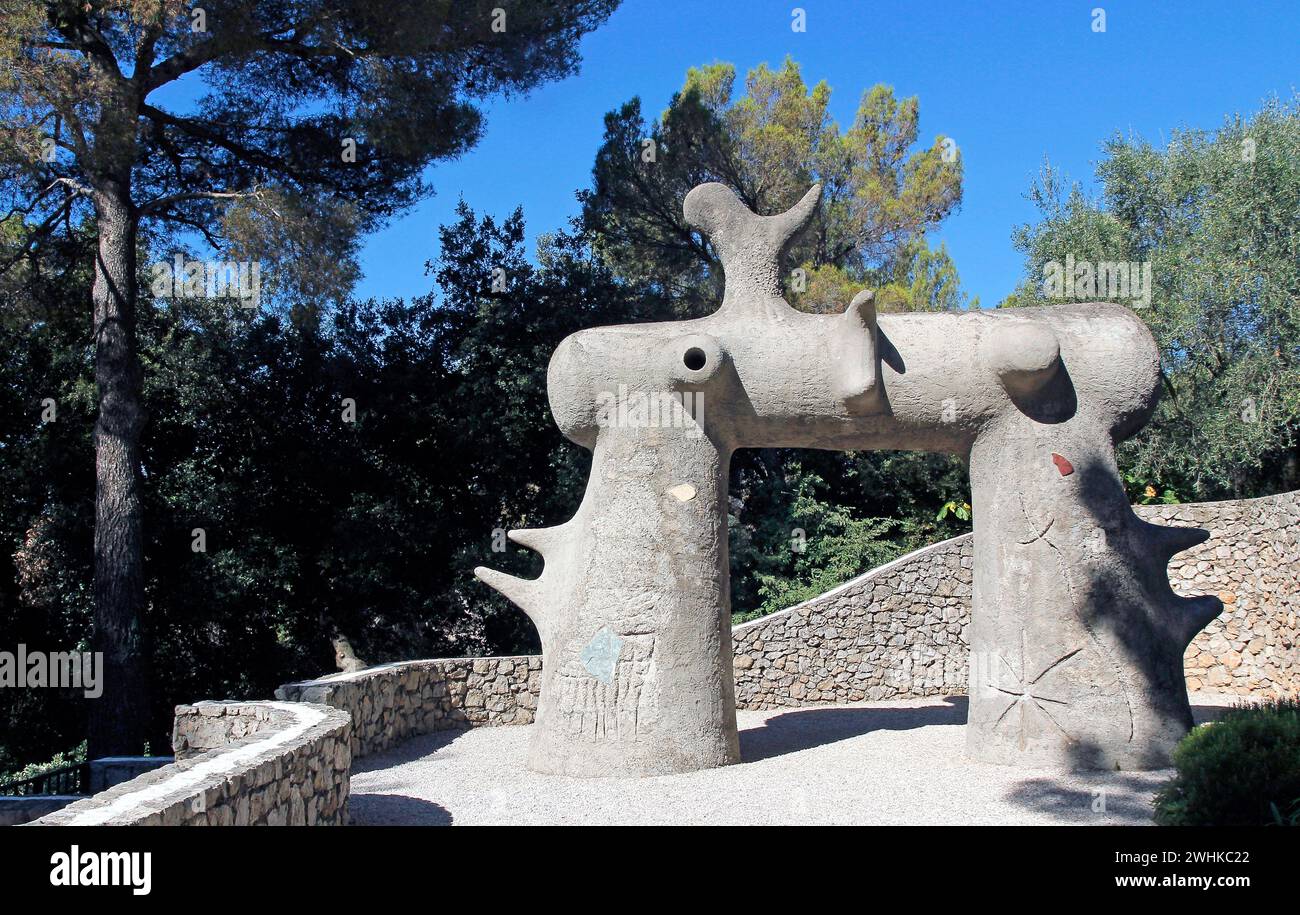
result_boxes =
[480,422,739,776]
[967,411,1221,769]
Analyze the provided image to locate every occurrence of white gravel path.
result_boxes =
[349,694,1238,826]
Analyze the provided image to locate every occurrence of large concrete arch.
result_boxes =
[477,183,1221,776]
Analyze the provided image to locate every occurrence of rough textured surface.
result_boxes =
[475,180,1217,774]
[734,490,1299,707]
[30,701,350,826]
[733,536,974,706]
[173,704,279,761]
[348,694,1239,826]
[276,656,541,758]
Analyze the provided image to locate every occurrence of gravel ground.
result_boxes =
[349,694,1238,826]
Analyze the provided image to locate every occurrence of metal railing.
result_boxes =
[0,762,90,797]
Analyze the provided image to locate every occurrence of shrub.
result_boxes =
[1153,697,1300,826]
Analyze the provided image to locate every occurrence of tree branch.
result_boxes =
[0,193,77,276]
[139,186,264,216]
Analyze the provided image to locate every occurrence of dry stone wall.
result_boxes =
[1144,491,1299,696]
[30,701,350,826]
[733,535,973,707]
[276,656,541,758]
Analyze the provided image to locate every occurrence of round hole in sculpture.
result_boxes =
[683,347,707,371]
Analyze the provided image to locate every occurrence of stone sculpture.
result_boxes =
[476,182,1221,776]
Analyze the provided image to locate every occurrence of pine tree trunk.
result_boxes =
[87,177,151,758]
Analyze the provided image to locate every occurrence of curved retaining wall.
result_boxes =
[280,490,1298,742]
[30,701,351,826]
[1142,493,1298,695]
[276,657,540,758]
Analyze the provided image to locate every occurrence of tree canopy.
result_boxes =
[0,0,619,756]
[580,57,968,315]
[1003,95,1300,500]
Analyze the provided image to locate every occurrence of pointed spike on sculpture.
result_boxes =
[507,527,558,556]
[1170,593,1225,646]
[473,566,541,617]
[767,183,822,251]
[682,182,822,312]
[1143,520,1212,560]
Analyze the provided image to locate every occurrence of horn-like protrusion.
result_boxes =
[473,566,542,618]
[833,289,882,415]
[846,288,877,324]
[682,182,821,314]
[507,527,560,556]
[1168,593,1225,646]
[1137,519,1211,561]
[767,183,822,253]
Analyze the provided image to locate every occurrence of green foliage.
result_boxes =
[936,500,971,522]
[1,0,624,759]
[730,464,909,623]
[581,57,964,316]
[1003,96,1300,500]
[727,454,962,623]
[0,200,658,770]
[1153,698,1300,826]
[0,741,85,786]
[1122,468,1182,505]
[0,233,97,774]
[0,0,623,305]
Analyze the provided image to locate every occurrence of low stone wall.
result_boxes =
[734,489,1300,707]
[30,701,350,826]
[173,702,281,761]
[733,535,973,707]
[276,656,541,758]
[278,490,1297,736]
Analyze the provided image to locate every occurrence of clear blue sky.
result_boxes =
[348,0,1298,306]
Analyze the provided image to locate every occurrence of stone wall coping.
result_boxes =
[1134,488,1299,514]
[31,701,344,826]
[279,654,540,689]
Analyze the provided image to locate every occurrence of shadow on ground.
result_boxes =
[350,794,453,826]
[740,696,968,763]
[999,703,1228,824]
[350,728,471,775]
[1003,770,1164,823]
